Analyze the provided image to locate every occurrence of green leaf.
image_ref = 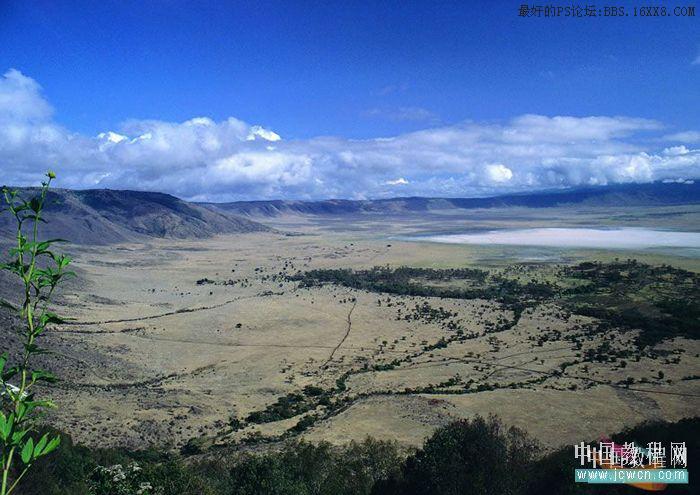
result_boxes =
[40,312,65,326]
[41,435,60,456]
[36,239,67,256]
[21,437,34,463]
[29,197,41,213]
[34,433,48,458]
[12,203,29,214]
[11,429,28,445]
[17,403,32,421]
[44,238,67,245]
[0,352,7,373]
[16,402,27,420]
[23,399,56,410]
[23,343,50,355]
[3,365,19,381]
[31,370,57,383]
[0,413,14,441]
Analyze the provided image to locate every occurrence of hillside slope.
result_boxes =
[0,188,270,244]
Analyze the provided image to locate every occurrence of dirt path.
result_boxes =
[61,294,259,326]
[321,298,357,369]
[318,245,390,369]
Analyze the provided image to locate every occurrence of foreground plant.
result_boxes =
[88,463,158,495]
[0,171,72,495]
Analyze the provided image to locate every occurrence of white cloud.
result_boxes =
[663,178,695,184]
[0,69,53,123]
[246,125,281,142]
[385,177,409,185]
[663,145,690,156]
[97,131,127,144]
[0,69,698,201]
[484,164,513,183]
[664,131,700,143]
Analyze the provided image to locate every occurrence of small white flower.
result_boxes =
[137,481,153,494]
[1,383,28,399]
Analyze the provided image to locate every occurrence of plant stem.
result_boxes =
[6,465,30,495]
[1,447,16,495]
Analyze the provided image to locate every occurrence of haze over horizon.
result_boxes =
[1,1,699,202]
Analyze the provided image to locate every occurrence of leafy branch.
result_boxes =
[0,171,72,495]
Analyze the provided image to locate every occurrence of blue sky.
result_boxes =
[0,1,698,200]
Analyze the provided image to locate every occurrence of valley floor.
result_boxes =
[37,225,699,452]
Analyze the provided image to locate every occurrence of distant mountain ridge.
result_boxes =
[202,181,700,218]
[2,181,697,244]
[0,188,270,245]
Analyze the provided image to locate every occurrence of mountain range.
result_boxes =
[202,181,700,217]
[0,181,697,244]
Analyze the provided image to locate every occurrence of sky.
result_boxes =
[0,0,698,201]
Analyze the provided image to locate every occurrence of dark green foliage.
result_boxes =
[302,385,325,397]
[289,266,554,309]
[291,415,317,433]
[18,418,699,494]
[563,260,700,346]
[246,393,313,424]
[22,435,403,495]
[376,415,539,495]
[221,441,391,495]
[291,261,699,347]
[19,428,170,495]
[245,387,337,426]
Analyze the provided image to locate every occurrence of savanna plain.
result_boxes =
[31,206,700,455]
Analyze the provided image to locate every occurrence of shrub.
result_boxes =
[375,415,539,495]
[87,463,156,495]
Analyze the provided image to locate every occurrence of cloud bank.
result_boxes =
[1,69,698,202]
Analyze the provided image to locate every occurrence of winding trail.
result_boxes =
[318,244,391,369]
[60,294,259,326]
[321,298,357,368]
[56,326,145,335]
[435,356,700,398]
[56,363,220,391]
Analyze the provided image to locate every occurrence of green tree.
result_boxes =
[376,415,540,495]
[1,172,72,494]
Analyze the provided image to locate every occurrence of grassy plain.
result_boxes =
[35,205,700,452]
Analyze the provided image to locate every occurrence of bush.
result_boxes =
[18,417,699,494]
[375,415,538,495]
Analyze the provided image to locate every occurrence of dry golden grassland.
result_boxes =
[41,228,700,451]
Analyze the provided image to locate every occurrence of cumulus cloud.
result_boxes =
[385,177,409,186]
[484,164,513,183]
[0,69,53,123]
[0,69,699,201]
[246,125,281,142]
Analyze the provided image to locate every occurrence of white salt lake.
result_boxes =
[410,228,700,250]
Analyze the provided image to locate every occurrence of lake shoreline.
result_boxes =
[400,227,700,251]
